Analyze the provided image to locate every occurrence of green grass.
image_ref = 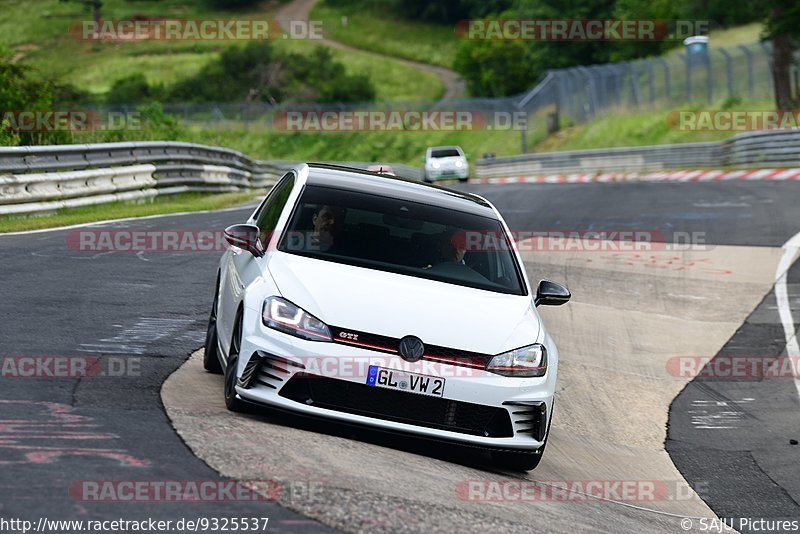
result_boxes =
[1,0,441,102]
[533,100,775,152]
[184,127,520,165]
[277,39,443,101]
[310,1,458,68]
[65,51,221,94]
[0,191,259,233]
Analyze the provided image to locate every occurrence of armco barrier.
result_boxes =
[0,142,423,216]
[0,142,290,216]
[475,129,800,180]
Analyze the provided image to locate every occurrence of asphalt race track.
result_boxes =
[1,181,799,532]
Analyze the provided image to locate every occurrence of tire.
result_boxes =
[458,177,469,183]
[223,313,247,412]
[491,402,554,471]
[203,276,223,374]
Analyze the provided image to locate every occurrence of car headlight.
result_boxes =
[431,161,440,169]
[486,344,547,377]
[455,159,464,168]
[262,297,331,341]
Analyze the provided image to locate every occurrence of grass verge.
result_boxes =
[185,127,521,165]
[533,100,775,152]
[310,1,458,68]
[0,191,260,233]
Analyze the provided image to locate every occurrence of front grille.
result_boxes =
[279,373,513,438]
[329,326,491,369]
[504,400,547,440]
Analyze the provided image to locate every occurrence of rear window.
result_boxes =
[278,185,525,295]
[430,148,461,158]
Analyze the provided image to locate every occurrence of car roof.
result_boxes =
[303,163,495,217]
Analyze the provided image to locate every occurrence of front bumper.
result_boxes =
[424,166,469,180]
[234,326,554,451]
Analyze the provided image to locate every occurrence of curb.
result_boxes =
[478,168,800,184]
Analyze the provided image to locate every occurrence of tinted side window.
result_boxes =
[253,172,292,222]
[255,174,295,239]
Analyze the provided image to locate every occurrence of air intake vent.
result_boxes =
[238,351,304,390]
[503,401,547,441]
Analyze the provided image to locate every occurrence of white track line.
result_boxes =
[775,230,800,398]
[0,203,260,237]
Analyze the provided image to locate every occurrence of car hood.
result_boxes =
[268,252,539,355]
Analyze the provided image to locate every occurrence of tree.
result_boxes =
[762,0,800,110]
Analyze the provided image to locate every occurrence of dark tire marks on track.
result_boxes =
[0,208,331,531]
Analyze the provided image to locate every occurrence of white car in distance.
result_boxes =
[423,146,469,183]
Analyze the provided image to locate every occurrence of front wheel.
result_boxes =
[203,278,223,374]
[458,177,469,183]
[223,315,247,412]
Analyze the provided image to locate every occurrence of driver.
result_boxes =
[309,204,347,252]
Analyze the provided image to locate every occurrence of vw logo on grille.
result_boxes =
[398,335,425,362]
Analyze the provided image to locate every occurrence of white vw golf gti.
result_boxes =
[205,163,570,470]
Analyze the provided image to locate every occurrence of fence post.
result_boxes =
[718,48,734,99]
[579,66,599,118]
[682,54,692,101]
[628,62,640,107]
[657,57,671,103]
[760,41,774,93]
[738,45,755,99]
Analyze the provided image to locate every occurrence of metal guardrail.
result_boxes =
[475,129,800,179]
[8,130,794,216]
[0,142,288,215]
[0,142,425,216]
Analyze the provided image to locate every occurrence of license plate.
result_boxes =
[366,366,445,397]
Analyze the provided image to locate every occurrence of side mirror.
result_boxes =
[535,280,570,307]
[224,224,264,257]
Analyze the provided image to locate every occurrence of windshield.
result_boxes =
[278,185,525,295]
[430,149,461,158]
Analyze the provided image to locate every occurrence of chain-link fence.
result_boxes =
[98,40,781,150]
[534,42,778,125]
